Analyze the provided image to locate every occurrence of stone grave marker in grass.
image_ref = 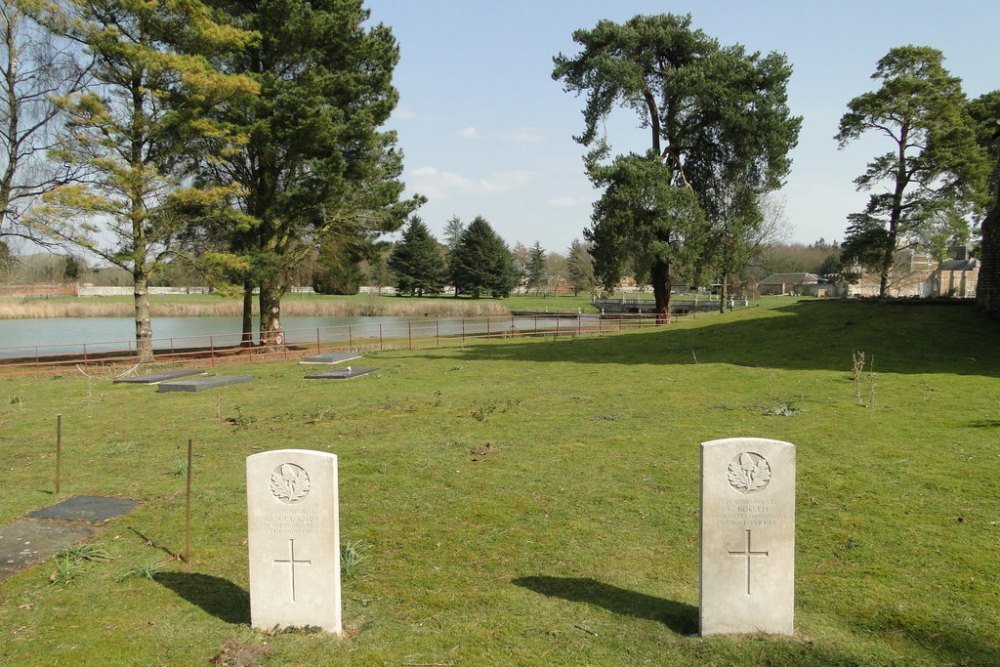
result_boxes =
[113,369,207,384]
[300,352,362,365]
[157,375,253,393]
[246,450,342,634]
[1,496,139,581]
[304,367,377,380]
[700,437,795,636]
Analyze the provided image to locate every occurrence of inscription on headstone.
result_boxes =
[700,438,795,635]
[247,450,341,634]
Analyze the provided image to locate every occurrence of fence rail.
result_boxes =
[0,312,685,376]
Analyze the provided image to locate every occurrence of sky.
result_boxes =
[365,0,999,254]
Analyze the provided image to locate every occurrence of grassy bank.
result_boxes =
[0,293,597,319]
[0,299,996,666]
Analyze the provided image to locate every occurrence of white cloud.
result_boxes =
[458,126,480,139]
[504,128,545,143]
[547,196,580,208]
[408,166,534,200]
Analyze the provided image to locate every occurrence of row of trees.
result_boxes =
[387,216,596,298]
[554,14,998,316]
[2,0,420,360]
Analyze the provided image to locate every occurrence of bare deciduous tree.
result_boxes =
[1,1,88,241]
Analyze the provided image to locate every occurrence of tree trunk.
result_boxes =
[133,272,154,363]
[259,281,284,346]
[977,204,1000,318]
[651,259,672,325]
[241,279,254,347]
[719,273,729,314]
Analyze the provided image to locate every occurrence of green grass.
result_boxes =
[0,298,997,666]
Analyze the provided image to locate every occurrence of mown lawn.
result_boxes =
[0,298,997,666]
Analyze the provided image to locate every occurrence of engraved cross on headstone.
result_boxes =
[273,538,311,602]
[728,529,769,596]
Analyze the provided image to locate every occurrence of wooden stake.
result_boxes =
[55,414,62,495]
[185,438,193,563]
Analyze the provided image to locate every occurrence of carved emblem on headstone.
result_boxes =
[726,452,771,494]
[270,463,311,504]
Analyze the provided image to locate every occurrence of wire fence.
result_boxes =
[0,312,688,376]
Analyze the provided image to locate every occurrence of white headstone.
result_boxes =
[700,437,795,636]
[246,449,342,634]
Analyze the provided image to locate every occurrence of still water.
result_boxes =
[0,315,405,358]
[0,314,592,358]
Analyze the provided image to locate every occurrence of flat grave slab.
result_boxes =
[0,520,95,581]
[114,369,208,384]
[300,352,362,365]
[27,495,140,524]
[304,367,377,380]
[158,375,253,392]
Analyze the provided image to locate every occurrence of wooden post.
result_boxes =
[55,414,62,495]
[185,439,193,563]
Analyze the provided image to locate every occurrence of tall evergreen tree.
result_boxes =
[526,241,546,294]
[449,216,516,298]
[836,46,988,298]
[202,0,421,344]
[28,0,257,361]
[554,14,800,317]
[388,217,445,296]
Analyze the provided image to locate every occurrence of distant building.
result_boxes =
[756,272,819,296]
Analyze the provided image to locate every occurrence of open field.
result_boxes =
[0,299,997,666]
[0,293,596,319]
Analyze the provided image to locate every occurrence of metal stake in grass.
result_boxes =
[55,414,62,495]
[184,438,193,563]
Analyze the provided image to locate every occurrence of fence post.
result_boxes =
[35,346,39,371]
[436,319,440,347]
[408,321,412,350]
[316,328,321,354]
[349,325,353,351]
[462,319,465,345]
[55,414,62,495]
[486,317,490,339]
[210,336,216,367]
[556,317,560,338]
[83,343,88,370]
[379,323,383,351]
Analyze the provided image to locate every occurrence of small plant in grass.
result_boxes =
[105,441,136,456]
[471,399,520,422]
[224,405,256,428]
[762,402,801,416]
[9,395,24,411]
[49,556,82,584]
[117,560,165,582]
[340,540,368,581]
[58,543,112,563]
[852,351,877,409]
[169,460,188,476]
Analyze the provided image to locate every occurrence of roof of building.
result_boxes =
[758,272,820,285]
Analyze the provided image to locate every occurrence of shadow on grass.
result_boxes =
[512,576,697,635]
[430,301,1000,378]
[154,572,250,624]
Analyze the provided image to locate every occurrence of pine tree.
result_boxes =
[567,239,596,296]
[389,217,446,296]
[28,0,257,361]
[526,242,546,294]
[449,216,517,298]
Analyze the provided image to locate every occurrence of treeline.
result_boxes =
[1,0,421,360]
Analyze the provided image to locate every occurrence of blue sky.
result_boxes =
[366,0,999,254]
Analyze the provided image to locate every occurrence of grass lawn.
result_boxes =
[0,298,997,666]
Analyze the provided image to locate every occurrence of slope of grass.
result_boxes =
[0,298,996,666]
